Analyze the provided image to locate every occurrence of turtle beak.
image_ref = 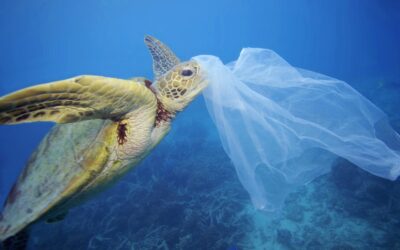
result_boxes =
[144,35,181,81]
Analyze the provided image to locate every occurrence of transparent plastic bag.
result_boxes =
[193,48,400,212]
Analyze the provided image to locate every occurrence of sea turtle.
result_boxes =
[0,36,208,248]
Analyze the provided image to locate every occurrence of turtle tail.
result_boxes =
[1,230,29,250]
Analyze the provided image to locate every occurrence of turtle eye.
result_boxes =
[181,69,193,77]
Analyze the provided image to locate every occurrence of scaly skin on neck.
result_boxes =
[144,79,175,128]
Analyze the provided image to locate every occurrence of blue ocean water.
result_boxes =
[0,0,399,249]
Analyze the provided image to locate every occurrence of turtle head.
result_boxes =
[155,60,207,112]
[144,35,208,113]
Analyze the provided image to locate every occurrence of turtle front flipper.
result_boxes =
[144,35,180,80]
[0,75,156,125]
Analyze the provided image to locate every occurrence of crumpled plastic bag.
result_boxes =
[193,48,400,212]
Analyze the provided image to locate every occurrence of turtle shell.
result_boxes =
[0,119,112,241]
